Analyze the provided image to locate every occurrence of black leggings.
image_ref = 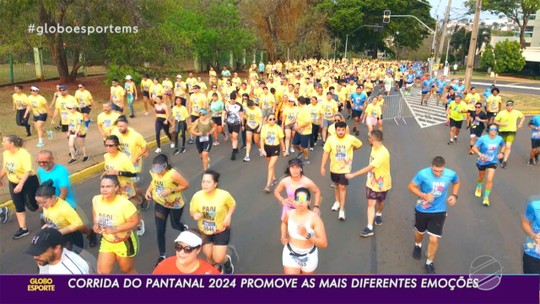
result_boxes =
[9,175,39,213]
[174,121,187,149]
[154,203,186,256]
[16,109,31,136]
[310,123,320,147]
[155,117,172,148]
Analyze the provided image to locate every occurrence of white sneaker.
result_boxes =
[290,147,295,153]
[170,143,175,148]
[136,219,145,236]
[155,148,162,153]
[338,210,346,221]
[331,201,340,211]
[243,155,251,162]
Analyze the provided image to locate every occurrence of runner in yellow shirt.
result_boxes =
[308,96,324,151]
[485,87,501,123]
[345,130,391,237]
[446,96,469,144]
[361,97,382,136]
[320,92,339,143]
[243,99,263,162]
[51,85,78,134]
[171,96,189,154]
[25,86,49,147]
[260,113,285,192]
[12,85,31,137]
[124,76,137,118]
[74,83,94,126]
[97,102,121,141]
[282,98,299,156]
[292,98,312,164]
[494,100,525,168]
[140,74,153,115]
[110,79,125,113]
[162,77,173,105]
[66,105,88,164]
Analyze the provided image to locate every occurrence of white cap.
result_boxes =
[174,231,202,247]
[176,75,182,79]
[30,86,39,91]
[125,75,132,80]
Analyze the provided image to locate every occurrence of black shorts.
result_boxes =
[190,115,199,123]
[228,123,241,134]
[352,109,363,119]
[212,117,222,126]
[8,175,39,213]
[330,172,349,186]
[143,91,150,98]
[79,106,91,114]
[292,133,310,148]
[365,187,387,203]
[264,144,280,157]
[470,127,484,138]
[414,210,447,237]
[245,124,260,134]
[523,252,540,275]
[476,163,497,171]
[205,227,231,246]
[346,100,352,109]
[111,103,123,113]
[61,124,69,132]
[449,118,463,129]
[532,139,540,149]
[196,135,213,153]
[33,114,47,122]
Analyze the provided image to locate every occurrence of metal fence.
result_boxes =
[368,86,413,125]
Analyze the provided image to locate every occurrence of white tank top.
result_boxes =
[287,211,316,241]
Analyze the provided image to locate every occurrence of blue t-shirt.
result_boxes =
[436,80,447,93]
[453,84,465,97]
[405,74,415,84]
[483,88,492,99]
[37,164,76,208]
[412,167,459,213]
[258,63,265,72]
[524,198,540,259]
[421,79,431,92]
[350,92,367,111]
[475,135,504,166]
[529,115,540,139]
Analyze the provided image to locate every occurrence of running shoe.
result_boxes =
[453,136,458,143]
[374,215,383,226]
[303,160,310,166]
[483,198,490,207]
[174,149,180,155]
[136,220,145,237]
[355,130,359,136]
[338,210,346,221]
[188,138,195,144]
[140,198,150,211]
[243,155,251,162]
[13,228,29,239]
[447,140,454,145]
[180,147,186,153]
[213,141,219,146]
[474,187,482,197]
[36,141,44,148]
[82,156,89,162]
[170,143,175,148]
[230,153,236,161]
[290,147,295,153]
[222,255,234,274]
[527,159,535,166]
[309,147,314,151]
[501,161,507,169]
[360,227,374,237]
[155,148,162,153]
[155,256,166,268]
[67,159,76,165]
[331,201,340,211]
[0,207,10,224]
[129,114,135,118]
[270,179,278,187]
[412,245,421,260]
[425,262,436,274]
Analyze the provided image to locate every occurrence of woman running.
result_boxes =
[92,175,140,274]
[243,99,263,162]
[209,93,225,145]
[190,110,216,171]
[362,96,382,136]
[281,187,327,274]
[171,96,189,155]
[0,135,40,239]
[154,96,173,153]
[190,170,236,274]
[260,113,285,193]
[222,92,244,161]
[25,86,50,147]
[145,154,190,267]
[274,158,321,219]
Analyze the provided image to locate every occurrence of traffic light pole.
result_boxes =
[464,0,482,89]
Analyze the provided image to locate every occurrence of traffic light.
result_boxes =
[430,48,435,57]
[383,10,391,24]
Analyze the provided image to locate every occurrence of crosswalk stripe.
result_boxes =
[402,88,448,128]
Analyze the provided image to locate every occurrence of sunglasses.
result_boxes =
[59,89,66,92]
[488,128,498,131]
[175,243,200,253]
[31,90,39,92]
[267,118,276,121]
[104,144,116,147]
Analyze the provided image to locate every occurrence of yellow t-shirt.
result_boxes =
[97,112,121,137]
[110,86,124,105]
[283,106,299,125]
[124,82,136,95]
[260,93,276,110]
[364,103,382,118]
[74,90,93,108]
[149,83,164,98]
[149,169,185,208]
[296,106,312,135]
[495,110,524,132]
[190,93,207,116]
[104,153,136,198]
[27,94,48,116]
[346,84,357,97]
[465,93,482,111]
[448,101,468,121]
[141,79,153,92]
[174,81,187,97]
[364,81,374,93]
[55,95,78,125]
[92,194,138,243]
[111,127,147,172]
[172,105,189,122]
[307,103,323,125]
[190,189,236,235]
[376,97,385,108]
[320,99,339,120]
[43,198,84,230]
[67,111,86,135]
[2,148,34,184]
[12,93,29,110]
[323,134,362,174]
[245,107,263,129]
[486,95,501,113]
[260,123,284,146]
[162,80,173,92]
[366,145,392,192]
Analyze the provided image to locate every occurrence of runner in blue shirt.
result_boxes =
[408,156,460,274]
[435,77,447,106]
[522,195,540,276]
[452,79,465,97]
[528,115,540,165]
[404,71,416,95]
[350,86,367,136]
[471,124,504,206]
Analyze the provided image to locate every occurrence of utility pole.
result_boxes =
[344,34,349,59]
[464,0,482,89]
[436,0,452,65]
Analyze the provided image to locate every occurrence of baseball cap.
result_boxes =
[506,100,514,106]
[26,228,63,256]
[193,85,201,89]
[176,75,182,79]
[288,158,303,168]
[174,230,203,247]
[58,85,67,90]
[125,75,132,80]
[30,86,40,91]
[199,109,208,115]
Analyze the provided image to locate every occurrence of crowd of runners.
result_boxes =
[2,57,540,276]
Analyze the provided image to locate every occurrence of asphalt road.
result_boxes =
[470,80,540,96]
[1,110,538,275]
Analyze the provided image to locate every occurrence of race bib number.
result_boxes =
[199,135,209,142]
[202,220,216,234]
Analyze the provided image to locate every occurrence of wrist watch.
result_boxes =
[306,232,313,240]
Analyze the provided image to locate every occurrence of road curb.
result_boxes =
[524,111,540,115]
[0,135,169,208]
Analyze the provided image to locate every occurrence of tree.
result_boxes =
[466,0,540,48]
[450,27,491,65]
[480,43,495,70]
[493,40,526,73]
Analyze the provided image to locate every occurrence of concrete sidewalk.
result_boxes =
[1,112,166,205]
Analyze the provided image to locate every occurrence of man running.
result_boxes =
[494,100,525,168]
